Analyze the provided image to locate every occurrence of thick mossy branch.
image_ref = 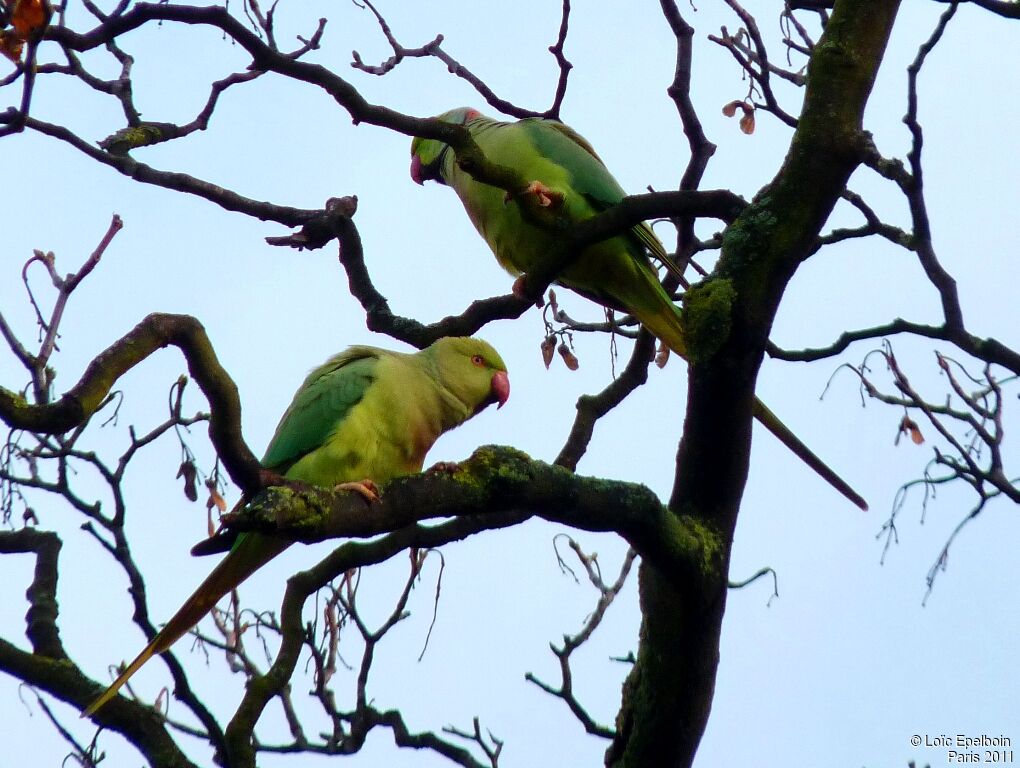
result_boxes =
[215,446,724,762]
[612,4,903,768]
[99,122,182,154]
[0,313,263,493]
[676,0,902,521]
[211,446,723,587]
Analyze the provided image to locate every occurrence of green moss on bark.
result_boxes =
[681,279,736,364]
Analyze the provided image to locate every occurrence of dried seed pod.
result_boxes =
[558,342,579,371]
[541,335,556,369]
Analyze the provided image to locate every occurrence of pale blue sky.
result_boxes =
[1,2,1018,766]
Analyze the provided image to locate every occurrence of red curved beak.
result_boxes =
[410,154,424,185]
[491,370,510,409]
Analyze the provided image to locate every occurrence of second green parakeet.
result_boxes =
[411,108,865,511]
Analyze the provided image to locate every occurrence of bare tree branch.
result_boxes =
[526,538,635,738]
[0,312,264,493]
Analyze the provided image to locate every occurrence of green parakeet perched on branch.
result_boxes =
[84,336,509,717]
[410,108,866,511]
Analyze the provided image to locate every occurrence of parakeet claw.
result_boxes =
[333,479,380,503]
[511,275,528,298]
[427,461,460,474]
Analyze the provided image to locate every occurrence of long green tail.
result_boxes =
[636,304,868,511]
[82,532,290,717]
[751,399,867,510]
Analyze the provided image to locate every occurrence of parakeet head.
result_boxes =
[424,335,509,414]
[410,107,482,186]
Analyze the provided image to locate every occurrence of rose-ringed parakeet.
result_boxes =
[410,108,866,511]
[83,336,510,717]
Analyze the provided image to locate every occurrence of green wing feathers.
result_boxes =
[261,349,379,476]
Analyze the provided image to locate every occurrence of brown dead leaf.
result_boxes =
[176,459,198,501]
[722,100,756,135]
[897,415,925,446]
[206,482,227,513]
[654,342,670,369]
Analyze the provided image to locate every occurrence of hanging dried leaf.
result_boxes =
[896,415,925,446]
[739,110,756,135]
[548,288,559,315]
[205,479,227,513]
[541,335,556,369]
[654,342,670,369]
[558,342,579,371]
[722,100,755,135]
[176,459,199,501]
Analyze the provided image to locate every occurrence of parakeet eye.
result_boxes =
[471,354,485,366]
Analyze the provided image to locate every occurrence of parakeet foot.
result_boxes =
[503,181,563,208]
[333,479,380,503]
[523,180,562,207]
[511,275,545,307]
